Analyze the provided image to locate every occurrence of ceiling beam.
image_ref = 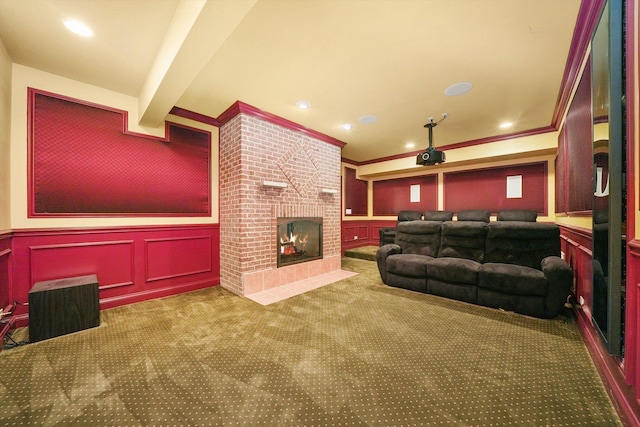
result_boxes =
[137,0,257,127]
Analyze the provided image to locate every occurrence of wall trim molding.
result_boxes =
[11,223,219,237]
[99,277,218,311]
[551,0,606,128]
[575,307,640,427]
[170,106,220,127]
[558,223,592,241]
[344,126,556,166]
[217,100,346,148]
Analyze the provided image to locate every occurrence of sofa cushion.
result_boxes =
[387,274,428,293]
[479,263,547,297]
[387,254,433,278]
[485,222,560,269]
[428,279,477,303]
[456,209,491,222]
[437,221,487,262]
[395,221,442,256]
[428,257,481,284]
[477,289,546,318]
[497,209,537,222]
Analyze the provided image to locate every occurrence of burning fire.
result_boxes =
[280,231,308,255]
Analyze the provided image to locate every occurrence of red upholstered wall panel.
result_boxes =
[443,162,547,213]
[344,167,368,215]
[373,175,437,216]
[556,126,568,213]
[30,90,211,216]
[564,61,593,214]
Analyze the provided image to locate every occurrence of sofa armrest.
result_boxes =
[379,227,397,247]
[376,244,402,283]
[541,256,573,318]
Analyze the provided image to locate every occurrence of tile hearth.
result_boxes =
[245,269,358,305]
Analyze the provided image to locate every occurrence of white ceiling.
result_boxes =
[0,0,582,162]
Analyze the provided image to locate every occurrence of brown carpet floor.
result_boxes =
[0,257,622,426]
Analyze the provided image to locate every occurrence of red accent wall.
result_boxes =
[443,162,547,214]
[7,224,219,326]
[29,90,212,216]
[344,167,368,215]
[373,175,437,216]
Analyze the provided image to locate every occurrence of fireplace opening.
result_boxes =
[277,217,322,267]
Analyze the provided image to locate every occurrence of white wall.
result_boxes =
[0,39,11,231]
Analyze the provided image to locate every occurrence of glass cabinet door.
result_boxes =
[591,0,625,357]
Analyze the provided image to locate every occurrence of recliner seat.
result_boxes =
[376,212,572,319]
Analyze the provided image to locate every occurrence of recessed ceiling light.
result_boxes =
[358,115,377,124]
[445,82,473,96]
[499,122,513,129]
[405,142,415,149]
[342,123,353,131]
[64,19,93,37]
[295,100,311,109]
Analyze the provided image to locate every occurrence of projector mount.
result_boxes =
[416,113,448,166]
[424,113,448,147]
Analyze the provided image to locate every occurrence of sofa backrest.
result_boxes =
[485,222,561,269]
[438,221,488,262]
[395,221,442,257]
[424,210,454,221]
[497,209,537,222]
[397,210,423,222]
[456,209,491,222]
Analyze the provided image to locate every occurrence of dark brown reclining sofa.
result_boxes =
[375,210,573,319]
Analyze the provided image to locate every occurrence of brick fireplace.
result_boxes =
[218,102,344,296]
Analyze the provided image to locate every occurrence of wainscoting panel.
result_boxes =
[0,233,12,310]
[29,240,135,289]
[342,220,395,252]
[559,224,592,310]
[9,224,220,326]
[145,235,212,282]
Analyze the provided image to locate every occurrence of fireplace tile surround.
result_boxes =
[219,106,344,296]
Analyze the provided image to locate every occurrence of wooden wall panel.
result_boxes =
[8,224,220,326]
[30,240,135,289]
[443,162,547,214]
[373,175,437,216]
[559,225,593,309]
[0,234,11,310]
[341,220,395,253]
[145,236,212,282]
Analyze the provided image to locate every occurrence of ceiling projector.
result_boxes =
[416,113,447,166]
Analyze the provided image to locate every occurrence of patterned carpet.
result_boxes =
[0,257,622,426]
